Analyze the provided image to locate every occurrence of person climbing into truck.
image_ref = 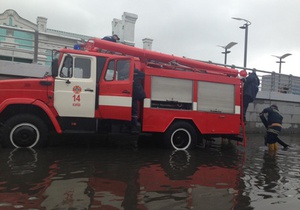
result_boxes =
[242,70,260,123]
[131,68,146,133]
[102,34,120,42]
[259,104,289,151]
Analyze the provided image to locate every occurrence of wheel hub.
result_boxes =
[171,129,191,150]
[10,123,39,148]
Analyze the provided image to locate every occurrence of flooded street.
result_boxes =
[0,134,299,210]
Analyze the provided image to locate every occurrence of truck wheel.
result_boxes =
[164,121,197,150]
[1,114,48,148]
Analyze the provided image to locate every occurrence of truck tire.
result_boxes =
[163,121,197,150]
[1,114,48,148]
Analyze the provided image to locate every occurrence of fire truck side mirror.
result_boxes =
[51,59,59,77]
[51,50,60,77]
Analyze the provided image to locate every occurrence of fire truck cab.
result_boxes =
[0,38,246,150]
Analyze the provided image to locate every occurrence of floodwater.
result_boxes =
[0,134,300,210]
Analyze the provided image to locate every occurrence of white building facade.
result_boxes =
[0,9,151,66]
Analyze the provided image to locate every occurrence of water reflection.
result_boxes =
[0,135,299,209]
[237,134,300,210]
[137,148,242,210]
[7,148,38,175]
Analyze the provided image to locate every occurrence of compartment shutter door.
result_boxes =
[151,76,193,102]
[197,81,234,113]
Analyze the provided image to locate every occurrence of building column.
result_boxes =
[37,16,47,32]
[112,12,138,46]
[142,38,153,50]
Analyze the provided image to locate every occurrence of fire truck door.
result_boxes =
[54,55,97,118]
[99,58,134,121]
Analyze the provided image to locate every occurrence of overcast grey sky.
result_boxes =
[2,0,300,76]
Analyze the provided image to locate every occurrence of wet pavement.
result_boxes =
[0,133,299,210]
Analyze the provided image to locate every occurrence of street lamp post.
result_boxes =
[218,42,237,64]
[272,53,292,74]
[232,17,251,68]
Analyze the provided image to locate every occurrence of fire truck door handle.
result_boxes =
[122,90,130,94]
[84,88,94,92]
[219,115,225,118]
[65,80,71,84]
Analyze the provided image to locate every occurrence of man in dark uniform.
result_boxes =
[259,104,289,151]
[102,34,120,42]
[242,71,260,122]
[131,68,146,133]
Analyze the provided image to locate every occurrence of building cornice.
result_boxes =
[0,9,37,30]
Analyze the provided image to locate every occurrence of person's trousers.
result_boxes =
[132,99,138,125]
[243,95,253,121]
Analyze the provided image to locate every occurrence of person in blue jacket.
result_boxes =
[242,70,260,122]
[102,34,120,42]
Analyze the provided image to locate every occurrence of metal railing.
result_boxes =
[257,71,300,95]
[202,60,300,96]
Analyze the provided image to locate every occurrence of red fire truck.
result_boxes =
[0,38,246,149]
